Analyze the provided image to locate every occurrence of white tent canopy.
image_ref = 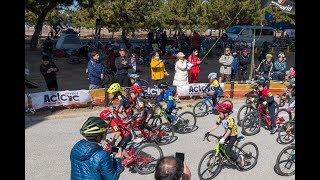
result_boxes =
[55,34,82,50]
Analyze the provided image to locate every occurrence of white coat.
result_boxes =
[173,59,189,86]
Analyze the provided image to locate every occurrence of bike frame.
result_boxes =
[257,104,285,126]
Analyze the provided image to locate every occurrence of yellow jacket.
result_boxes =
[150,57,168,80]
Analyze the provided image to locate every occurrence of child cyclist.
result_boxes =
[99,109,136,166]
[107,83,132,118]
[205,103,244,167]
[128,73,141,86]
[157,82,178,124]
[204,72,223,108]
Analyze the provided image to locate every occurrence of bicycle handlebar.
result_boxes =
[203,133,222,142]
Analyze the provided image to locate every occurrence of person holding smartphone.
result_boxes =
[155,155,191,180]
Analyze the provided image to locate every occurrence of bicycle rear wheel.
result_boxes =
[220,99,233,108]
[278,120,295,144]
[241,111,261,136]
[193,101,209,117]
[275,145,295,176]
[198,150,222,180]
[237,104,255,127]
[238,142,259,171]
[176,111,197,134]
[154,123,175,145]
[133,143,163,174]
[276,108,292,125]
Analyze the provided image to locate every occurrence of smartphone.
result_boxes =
[176,152,185,163]
[111,146,119,153]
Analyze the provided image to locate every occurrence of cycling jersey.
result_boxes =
[205,79,223,93]
[111,91,126,101]
[258,87,275,105]
[132,81,141,86]
[109,118,131,138]
[157,87,176,110]
[216,116,238,136]
[133,95,153,111]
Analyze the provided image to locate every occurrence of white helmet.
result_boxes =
[208,72,217,79]
[129,74,140,80]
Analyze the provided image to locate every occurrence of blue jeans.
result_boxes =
[163,109,176,123]
[269,103,276,128]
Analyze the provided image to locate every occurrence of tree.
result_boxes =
[25,0,73,50]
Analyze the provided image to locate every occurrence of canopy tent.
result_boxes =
[267,21,295,30]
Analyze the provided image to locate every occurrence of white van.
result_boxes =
[225,26,275,47]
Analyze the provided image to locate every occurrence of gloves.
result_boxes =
[286,107,292,112]
[262,101,267,106]
[250,98,255,102]
[219,137,225,144]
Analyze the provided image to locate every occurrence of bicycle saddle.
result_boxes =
[236,136,245,142]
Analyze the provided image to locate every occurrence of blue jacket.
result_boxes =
[273,60,286,74]
[88,59,105,85]
[70,139,122,180]
[157,87,176,110]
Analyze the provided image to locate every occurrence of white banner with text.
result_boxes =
[176,83,225,97]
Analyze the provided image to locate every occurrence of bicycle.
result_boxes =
[237,95,280,127]
[124,114,175,146]
[103,138,163,174]
[241,100,290,136]
[148,102,197,134]
[48,27,65,39]
[192,92,233,117]
[277,118,295,145]
[197,133,259,179]
[275,144,295,176]
[277,81,293,107]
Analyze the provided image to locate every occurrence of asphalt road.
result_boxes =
[25,99,294,180]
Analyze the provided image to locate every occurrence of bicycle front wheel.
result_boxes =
[241,111,261,136]
[154,123,175,145]
[275,145,295,176]
[148,115,163,129]
[276,108,292,125]
[177,111,197,134]
[278,120,295,144]
[198,150,222,180]
[193,101,209,117]
[133,143,163,174]
[237,104,255,127]
[238,142,259,171]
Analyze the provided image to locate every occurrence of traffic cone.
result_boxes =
[271,47,274,53]
[286,45,290,52]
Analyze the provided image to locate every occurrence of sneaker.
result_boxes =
[238,155,245,167]
[132,137,143,143]
[270,127,278,134]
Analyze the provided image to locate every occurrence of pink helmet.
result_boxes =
[289,69,295,76]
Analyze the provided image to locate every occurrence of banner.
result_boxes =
[176,83,225,97]
[30,90,92,110]
[261,0,295,14]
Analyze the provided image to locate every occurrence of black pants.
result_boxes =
[46,80,58,91]
[268,103,276,128]
[117,134,132,149]
[116,74,129,87]
[238,67,248,81]
[225,136,238,161]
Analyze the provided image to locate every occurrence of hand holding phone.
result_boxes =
[175,152,184,163]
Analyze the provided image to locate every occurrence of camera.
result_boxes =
[175,152,184,163]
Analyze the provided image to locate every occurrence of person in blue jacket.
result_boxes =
[157,82,178,124]
[87,51,105,89]
[70,116,123,180]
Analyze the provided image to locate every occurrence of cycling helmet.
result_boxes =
[208,72,217,79]
[257,80,267,87]
[107,83,121,93]
[266,54,273,58]
[80,117,108,140]
[289,69,295,76]
[129,85,143,94]
[217,103,233,113]
[158,82,169,89]
[129,74,140,80]
[99,109,113,120]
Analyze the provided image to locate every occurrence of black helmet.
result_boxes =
[257,80,267,87]
[80,117,108,140]
[158,82,168,89]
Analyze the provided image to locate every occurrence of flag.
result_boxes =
[261,0,295,15]
[265,11,273,21]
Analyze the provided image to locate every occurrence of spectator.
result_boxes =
[255,54,273,80]
[40,55,59,91]
[272,54,287,81]
[188,48,201,83]
[231,50,238,81]
[173,52,188,86]
[70,116,123,180]
[258,41,271,62]
[87,51,105,89]
[150,50,169,85]
[42,37,53,58]
[147,30,154,50]
[154,156,191,180]
[128,53,137,77]
[115,48,132,87]
[155,30,161,48]
[159,31,168,55]
[105,48,117,74]
[237,48,250,82]
[218,47,234,83]
[191,32,202,50]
